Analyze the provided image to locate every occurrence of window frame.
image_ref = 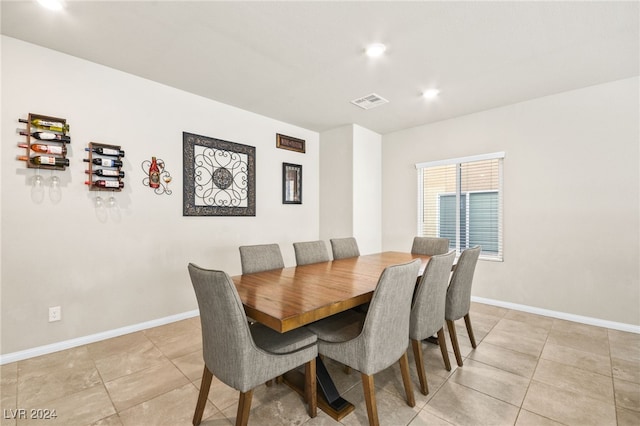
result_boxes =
[416,152,504,261]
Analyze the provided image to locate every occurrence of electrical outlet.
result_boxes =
[48,306,61,322]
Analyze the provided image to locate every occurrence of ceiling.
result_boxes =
[2,0,638,135]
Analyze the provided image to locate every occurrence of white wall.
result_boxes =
[319,125,353,243]
[1,36,320,355]
[319,124,381,255]
[352,125,382,254]
[382,77,640,326]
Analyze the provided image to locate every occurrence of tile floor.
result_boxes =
[1,302,639,425]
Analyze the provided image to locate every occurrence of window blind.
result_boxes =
[417,152,504,260]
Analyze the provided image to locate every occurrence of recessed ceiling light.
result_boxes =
[37,0,63,11]
[365,43,387,58]
[422,89,440,99]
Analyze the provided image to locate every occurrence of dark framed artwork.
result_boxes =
[282,163,302,204]
[183,132,255,216]
[276,133,305,153]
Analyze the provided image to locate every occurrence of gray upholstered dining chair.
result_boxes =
[330,237,360,260]
[293,240,330,265]
[239,243,285,274]
[445,245,481,367]
[409,251,456,395]
[307,260,421,426]
[411,237,450,256]
[188,263,317,426]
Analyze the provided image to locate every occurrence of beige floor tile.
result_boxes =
[104,359,189,412]
[119,383,218,426]
[408,409,454,426]
[144,320,203,360]
[533,358,614,404]
[613,356,640,384]
[1,363,18,426]
[504,310,555,330]
[547,324,609,357]
[419,342,459,380]
[449,358,530,406]
[616,406,640,426]
[552,319,609,339]
[220,385,317,426]
[93,339,167,382]
[301,410,342,425]
[5,305,637,426]
[609,329,640,362]
[469,302,509,318]
[481,318,548,358]
[515,409,565,426]
[192,374,241,413]
[522,380,616,426]
[337,381,421,426]
[373,354,443,408]
[172,350,205,382]
[18,346,94,380]
[468,341,538,378]
[614,377,640,411]
[17,351,102,407]
[541,342,612,377]
[86,332,150,360]
[17,384,115,426]
[424,381,519,426]
[89,414,124,426]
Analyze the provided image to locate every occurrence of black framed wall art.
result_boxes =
[282,162,302,204]
[183,132,256,216]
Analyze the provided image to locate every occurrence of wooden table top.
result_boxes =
[231,251,431,332]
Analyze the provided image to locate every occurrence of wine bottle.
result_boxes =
[17,155,69,167]
[85,147,125,157]
[83,158,123,167]
[85,169,125,178]
[19,118,69,133]
[19,131,71,143]
[149,157,160,188]
[18,143,66,155]
[85,180,124,189]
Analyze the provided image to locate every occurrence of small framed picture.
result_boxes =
[282,163,302,204]
[276,133,305,153]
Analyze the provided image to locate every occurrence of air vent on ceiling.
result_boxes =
[350,93,389,110]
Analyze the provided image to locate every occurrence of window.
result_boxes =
[416,152,504,260]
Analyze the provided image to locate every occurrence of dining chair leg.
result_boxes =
[305,359,317,418]
[399,351,416,407]
[447,319,464,367]
[236,389,253,426]
[411,339,428,395]
[437,327,452,371]
[464,313,477,348]
[361,373,380,426]
[193,366,213,426]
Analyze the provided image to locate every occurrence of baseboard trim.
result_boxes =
[472,296,640,334]
[0,310,199,365]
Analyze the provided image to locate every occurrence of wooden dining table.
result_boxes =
[231,251,432,420]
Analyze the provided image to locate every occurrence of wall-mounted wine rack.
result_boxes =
[19,113,70,171]
[85,142,125,192]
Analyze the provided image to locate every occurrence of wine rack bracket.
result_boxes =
[141,158,172,195]
[19,113,69,171]
[86,142,124,192]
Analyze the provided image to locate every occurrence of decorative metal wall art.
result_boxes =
[282,163,302,204]
[276,133,305,153]
[183,132,256,216]
[141,157,172,195]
